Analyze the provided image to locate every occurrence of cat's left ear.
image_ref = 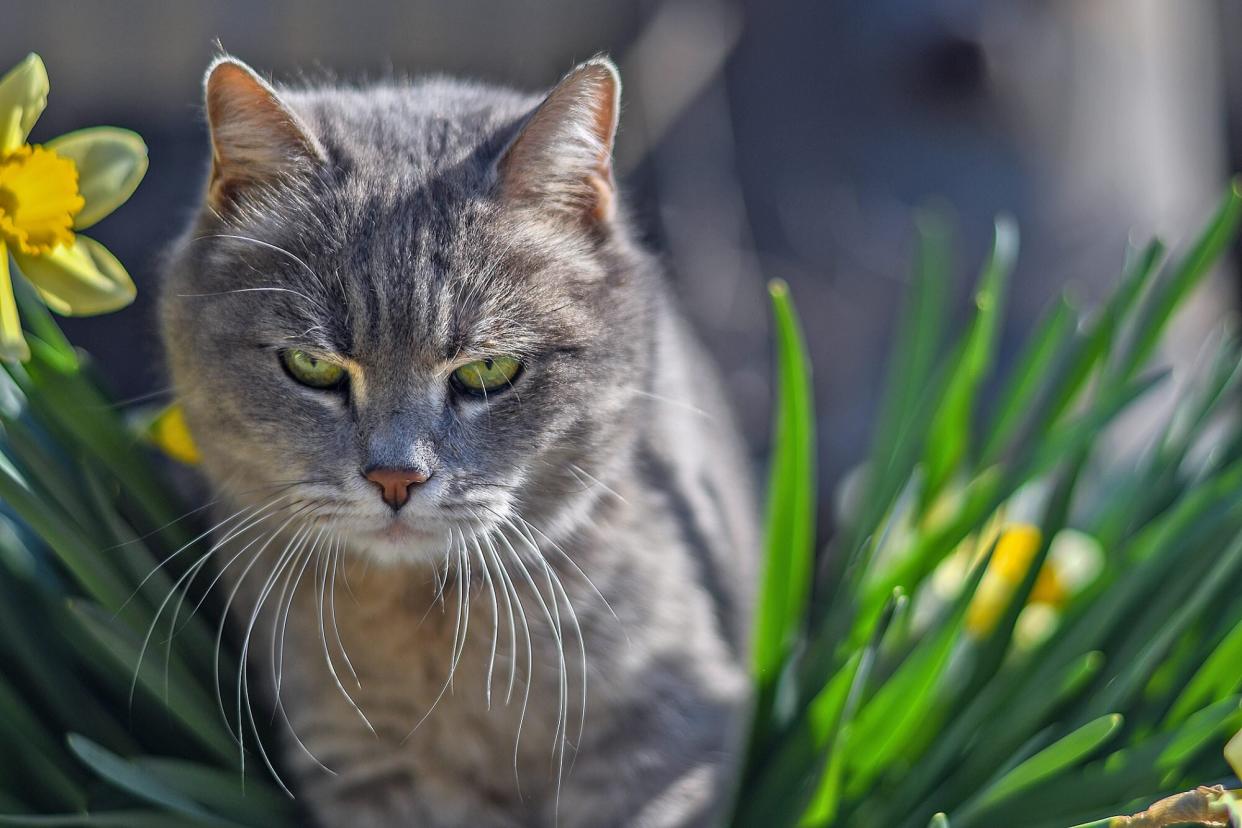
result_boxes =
[498,57,621,226]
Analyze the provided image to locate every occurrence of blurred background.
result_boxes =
[5,0,1240,523]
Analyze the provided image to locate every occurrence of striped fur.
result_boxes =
[160,56,758,827]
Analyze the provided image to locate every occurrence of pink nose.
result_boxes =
[364,467,430,510]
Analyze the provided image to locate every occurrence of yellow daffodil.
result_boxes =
[930,522,1103,642]
[146,403,200,465]
[0,53,147,361]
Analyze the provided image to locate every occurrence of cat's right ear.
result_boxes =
[203,57,324,213]
[497,58,621,227]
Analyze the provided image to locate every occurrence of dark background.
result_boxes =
[6,0,1241,508]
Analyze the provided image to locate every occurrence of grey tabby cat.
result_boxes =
[159,54,757,827]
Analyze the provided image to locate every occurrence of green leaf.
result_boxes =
[18,337,183,533]
[66,735,241,827]
[0,813,208,827]
[1042,240,1164,428]
[921,216,1018,505]
[977,698,1239,825]
[979,295,1076,464]
[843,539,996,798]
[1155,696,1241,771]
[956,714,1123,823]
[735,592,904,828]
[1115,180,1242,380]
[0,674,83,810]
[797,591,903,827]
[133,758,293,827]
[1166,617,1242,727]
[0,443,132,614]
[66,601,235,763]
[852,209,952,548]
[1079,526,1242,722]
[753,280,816,695]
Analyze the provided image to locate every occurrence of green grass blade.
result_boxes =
[66,736,242,828]
[752,280,816,703]
[0,675,83,811]
[1165,616,1242,727]
[66,601,235,763]
[841,539,996,799]
[1080,528,1242,722]
[979,294,1076,465]
[795,592,904,827]
[0,449,133,616]
[0,813,214,827]
[1115,180,1242,380]
[134,758,294,827]
[846,210,952,555]
[955,714,1123,824]
[921,216,1018,506]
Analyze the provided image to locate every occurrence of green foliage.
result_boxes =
[0,281,294,825]
[733,181,1242,827]
[2,183,1242,825]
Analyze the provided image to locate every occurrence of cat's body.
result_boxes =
[160,57,757,827]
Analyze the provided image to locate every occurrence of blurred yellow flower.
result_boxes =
[0,54,147,361]
[967,524,1048,635]
[930,522,1102,641]
[146,404,200,466]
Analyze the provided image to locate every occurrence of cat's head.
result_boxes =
[160,56,651,565]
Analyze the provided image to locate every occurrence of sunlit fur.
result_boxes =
[159,56,758,827]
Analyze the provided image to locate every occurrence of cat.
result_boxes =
[159,54,758,827]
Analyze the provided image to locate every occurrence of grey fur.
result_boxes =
[160,55,758,828]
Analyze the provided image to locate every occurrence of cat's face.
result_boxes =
[162,58,648,565]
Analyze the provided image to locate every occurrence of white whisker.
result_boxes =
[620,386,714,420]
[133,496,293,714]
[518,515,628,644]
[237,516,324,793]
[481,528,533,795]
[495,520,569,815]
[536,552,587,766]
[567,463,628,505]
[258,522,336,776]
[315,526,374,733]
[472,533,500,709]
[402,528,471,743]
[122,496,274,615]
[274,529,319,699]
[328,535,360,689]
[194,232,346,299]
[214,504,317,754]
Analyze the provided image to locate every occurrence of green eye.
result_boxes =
[451,355,522,395]
[281,349,346,389]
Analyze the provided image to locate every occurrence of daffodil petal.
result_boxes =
[12,236,136,316]
[0,54,49,154]
[0,245,30,362]
[46,127,149,230]
[147,403,201,465]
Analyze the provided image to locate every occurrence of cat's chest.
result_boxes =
[262,558,588,811]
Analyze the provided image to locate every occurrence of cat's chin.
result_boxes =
[347,521,448,567]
